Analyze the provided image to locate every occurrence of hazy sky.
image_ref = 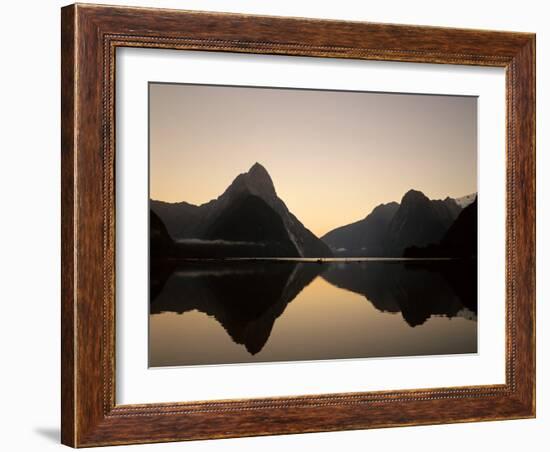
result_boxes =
[149,83,477,237]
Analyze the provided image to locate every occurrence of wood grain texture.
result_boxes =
[60,5,76,447]
[60,3,536,447]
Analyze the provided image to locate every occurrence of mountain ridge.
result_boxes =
[322,189,464,257]
[151,163,332,258]
[386,189,461,256]
[321,202,399,256]
[151,163,475,259]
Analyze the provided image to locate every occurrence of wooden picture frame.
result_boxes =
[61,3,535,447]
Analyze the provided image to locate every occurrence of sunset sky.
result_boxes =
[149,83,477,237]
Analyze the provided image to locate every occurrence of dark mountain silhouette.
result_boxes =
[150,261,325,354]
[321,202,399,256]
[385,190,461,256]
[322,260,476,327]
[149,200,204,239]
[151,163,332,258]
[404,197,478,258]
[150,210,174,258]
[203,193,299,256]
[321,189,462,257]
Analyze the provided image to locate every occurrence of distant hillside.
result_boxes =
[322,189,462,257]
[321,202,399,257]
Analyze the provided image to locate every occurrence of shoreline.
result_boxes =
[156,256,467,263]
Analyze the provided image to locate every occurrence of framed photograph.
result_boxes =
[61,3,535,447]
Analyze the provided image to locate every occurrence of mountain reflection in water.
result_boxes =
[149,260,477,367]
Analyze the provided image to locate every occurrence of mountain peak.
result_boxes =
[248,161,267,174]
[401,189,429,204]
[237,162,277,198]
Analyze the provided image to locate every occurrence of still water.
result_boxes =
[149,260,477,367]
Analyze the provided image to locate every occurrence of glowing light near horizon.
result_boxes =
[149,83,477,237]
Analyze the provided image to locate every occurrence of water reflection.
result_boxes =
[322,260,477,327]
[150,261,323,355]
[149,260,477,366]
